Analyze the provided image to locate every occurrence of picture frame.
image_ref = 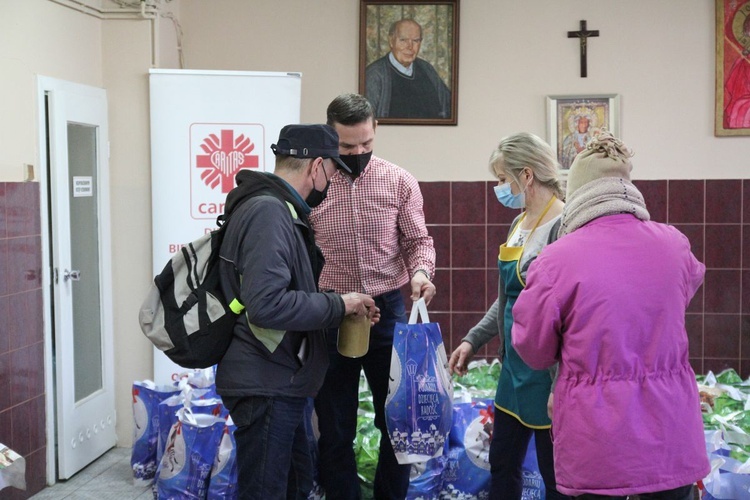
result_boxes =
[715,0,750,136]
[546,94,620,172]
[359,0,459,125]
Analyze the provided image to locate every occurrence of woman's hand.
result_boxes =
[448,341,475,376]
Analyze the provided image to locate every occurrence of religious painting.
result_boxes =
[359,0,459,125]
[715,0,750,136]
[546,94,620,171]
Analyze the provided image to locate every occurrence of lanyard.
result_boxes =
[510,195,557,286]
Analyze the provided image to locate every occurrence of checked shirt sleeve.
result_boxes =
[397,171,436,279]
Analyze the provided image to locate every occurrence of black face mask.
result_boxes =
[339,152,373,178]
[305,164,330,208]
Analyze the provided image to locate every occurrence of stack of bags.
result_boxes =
[133,361,547,499]
[130,368,238,499]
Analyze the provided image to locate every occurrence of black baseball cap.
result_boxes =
[271,124,351,173]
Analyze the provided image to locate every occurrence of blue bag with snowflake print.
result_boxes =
[385,298,453,465]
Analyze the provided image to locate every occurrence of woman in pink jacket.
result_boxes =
[512,132,709,499]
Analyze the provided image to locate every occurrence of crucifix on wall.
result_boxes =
[568,19,599,78]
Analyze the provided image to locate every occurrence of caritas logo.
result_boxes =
[190,124,265,219]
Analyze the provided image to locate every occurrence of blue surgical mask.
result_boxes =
[493,182,525,209]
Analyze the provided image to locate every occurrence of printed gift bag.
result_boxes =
[438,400,494,498]
[521,434,545,500]
[407,400,545,500]
[157,386,225,470]
[207,416,238,499]
[131,380,181,485]
[407,454,446,500]
[155,407,226,499]
[385,298,453,464]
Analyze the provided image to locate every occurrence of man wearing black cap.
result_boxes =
[215,124,380,499]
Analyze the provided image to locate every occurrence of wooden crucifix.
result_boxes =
[568,20,599,78]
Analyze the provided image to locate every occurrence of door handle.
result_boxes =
[63,269,81,282]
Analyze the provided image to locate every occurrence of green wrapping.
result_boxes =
[698,368,750,462]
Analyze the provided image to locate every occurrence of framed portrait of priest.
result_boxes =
[715,0,750,136]
[546,94,620,172]
[359,0,459,125]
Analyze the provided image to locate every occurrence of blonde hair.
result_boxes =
[489,132,564,200]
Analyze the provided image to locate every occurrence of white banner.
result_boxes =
[148,69,301,384]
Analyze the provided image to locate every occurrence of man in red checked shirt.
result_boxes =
[310,93,437,500]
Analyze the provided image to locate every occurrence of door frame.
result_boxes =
[37,76,116,484]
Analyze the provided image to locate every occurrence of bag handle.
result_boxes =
[408,297,430,324]
[177,406,197,425]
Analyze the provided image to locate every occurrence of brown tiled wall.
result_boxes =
[0,182,46,498]
[417,179,750,379]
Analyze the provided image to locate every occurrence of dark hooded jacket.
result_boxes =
[216,170,345,398]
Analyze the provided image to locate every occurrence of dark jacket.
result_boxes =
[216,170,345,398]
[365,55,451,119]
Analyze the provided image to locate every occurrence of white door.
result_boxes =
[39,77,116,480]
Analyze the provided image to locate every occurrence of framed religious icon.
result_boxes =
[359,0,459,125]
[715,0,750,136]
[546,94,620,172]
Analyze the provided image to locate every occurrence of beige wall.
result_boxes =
[0,0,103,181]
[1,0,749,449]
[102,18,156,450]
[180,0,750,181]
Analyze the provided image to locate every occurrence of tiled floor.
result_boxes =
[29,448,151,499]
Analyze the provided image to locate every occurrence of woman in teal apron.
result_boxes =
[448,132,569,499]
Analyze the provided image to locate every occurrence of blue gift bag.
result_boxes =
[207,416,238,499]
[157,386,223,470]
[408,399,546,499]
[521,433,545,500]
[385,298,453,464]
[438,400,494,498]
[407,453,446,500]
[131,381,180,485]
[155,407,225,499]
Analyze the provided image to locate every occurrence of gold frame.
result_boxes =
[359,0,459,125]
[715,0,750,136]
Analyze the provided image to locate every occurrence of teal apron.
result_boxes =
[494,203,555,429]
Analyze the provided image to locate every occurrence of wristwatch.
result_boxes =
[414,269,431,281]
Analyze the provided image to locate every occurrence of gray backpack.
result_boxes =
[138,215,244,369]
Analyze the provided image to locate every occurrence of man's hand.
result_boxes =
[341,293,381,325]
[410,271,436,305]
[448,341,474,376]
